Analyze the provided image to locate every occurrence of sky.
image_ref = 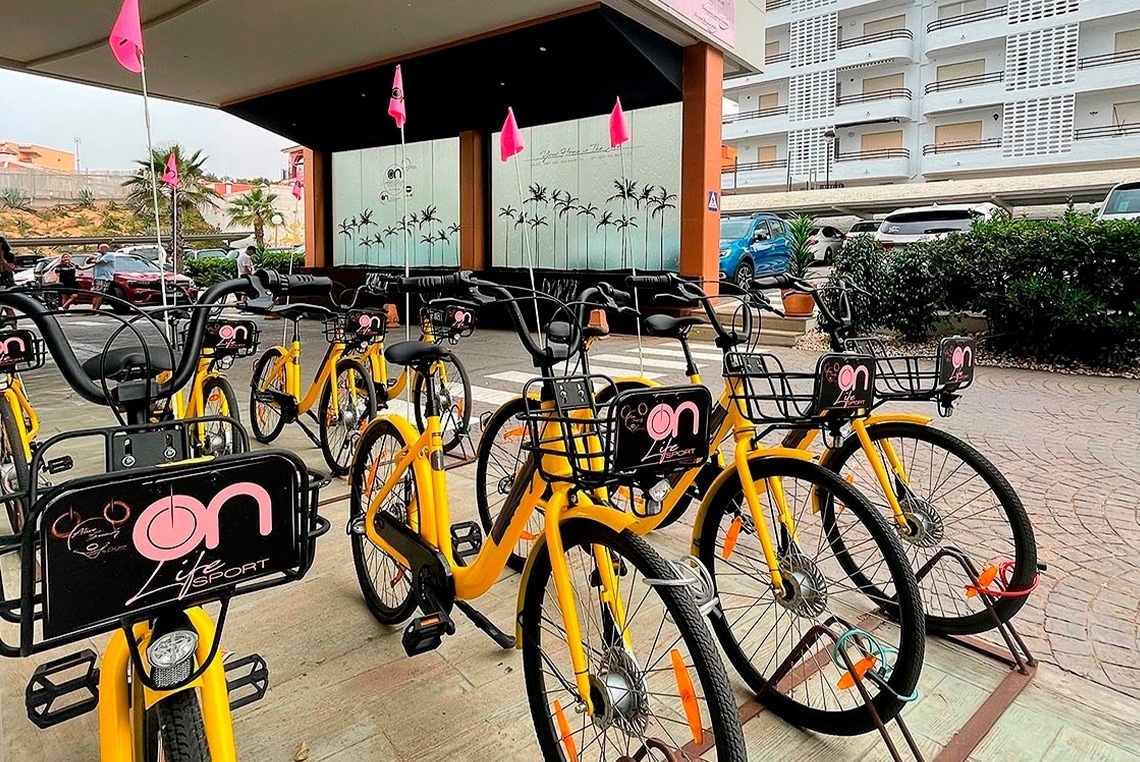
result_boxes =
[0,70,291,178]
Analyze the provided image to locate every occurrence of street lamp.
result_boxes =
[271,213,284,248]
[823,128,837,190]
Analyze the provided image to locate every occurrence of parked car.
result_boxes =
[808,225,844,264]
[187,247,239,261]
[875,202,1006,248]
[719,213,791,285]
[1095,181,1140,222]
[34,253,197,312]
[844,220,882,247]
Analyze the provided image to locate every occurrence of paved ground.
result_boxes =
[2,314,1140,760]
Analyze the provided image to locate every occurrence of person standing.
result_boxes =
[57,253,80,310]
[87,244,115,311]
[0,237,18,323]
[236,246,255,304]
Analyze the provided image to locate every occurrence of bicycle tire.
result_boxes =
[319,358,378,476]
[820,421,1036,635]
[348,417,418,624]
[412,352,471,454]
[521,519,748,761]
[696,456,925,736]
[474,396,539,573]
[197,376,241,456]
[249,348,287,444]
[0,395,30,535]
[152,690,210,762]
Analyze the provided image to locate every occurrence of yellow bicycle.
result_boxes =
[349,273,748,761]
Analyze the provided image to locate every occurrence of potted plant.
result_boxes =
[782,214,817,317]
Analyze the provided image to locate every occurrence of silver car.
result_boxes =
[1096,181,1140,222]
[876,202,1006,248]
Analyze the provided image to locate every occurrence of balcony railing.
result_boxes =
[765,51,790,64]
[922,138,1001,155]
[722,159,789,174]
[766,0,790,9]
[723,105,790,124]
[1078,49,1140,70]
[836,148,911,161]
[837,28,913,50]
[837,88,913,105]
[1075,123,1140,140]
[924,70,1005,93]
[926,5,1007,33]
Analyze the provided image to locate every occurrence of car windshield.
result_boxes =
[113,255,162,273]
[881,210,977,235]
[851,222,880,233]
[720,218,754,240]
[1103,186,1140,215]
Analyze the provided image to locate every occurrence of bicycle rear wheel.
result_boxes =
[413,352,471,454]
[521,519,747,761]
[475,396,541,572]
[821,421,1036,635]
[0,396,29,535]
[319,358,377,475]
[197,376,241,456]
[696,456,925,736]
[249,348,287,444]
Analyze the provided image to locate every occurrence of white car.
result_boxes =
[875,202,1006,248]
[844,220,881,246]
[808,226,844,264]
[1095,181,1140,222]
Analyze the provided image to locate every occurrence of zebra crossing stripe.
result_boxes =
[633,346,723,363]
[590,353,695,372]
[468,385,518,406]
[487,370,537,385]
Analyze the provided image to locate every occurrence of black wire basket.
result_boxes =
[724,351,877,425]
[519,376,713,488]
[0,329,47,374]
[843,336,976,400]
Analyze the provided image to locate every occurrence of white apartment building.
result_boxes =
[722,0,1140,193]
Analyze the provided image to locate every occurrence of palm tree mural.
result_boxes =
[615,215,638,269]
[514,212,530,268]
[359,208,375,230]
[528,215,549,257]
[596,211,615,263]
[576,203,598,268]
[638,184,655,266]
[498,205,518,258]
[448,223,461,263]
[650,188,678,268]
[338,220,354,260]
[553,192,578,268]
[525,184,549,265]
[607,179,638,267]
[405,212,419,261]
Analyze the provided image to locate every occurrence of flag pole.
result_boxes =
[400,127,413,412]
[139,58,169,315]
[617,141,644,375]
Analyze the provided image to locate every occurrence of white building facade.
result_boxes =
[722,0,1140,193]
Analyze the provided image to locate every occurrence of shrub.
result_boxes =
[824,235,890,334]
[183,257,234,287]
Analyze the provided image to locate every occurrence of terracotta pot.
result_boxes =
[781,289,814,318]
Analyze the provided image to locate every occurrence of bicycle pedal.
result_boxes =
[25,649,99,729]
[43,456,74,475]
[402,611,456,657]
[224,653,270,711]
[450,521,483,562]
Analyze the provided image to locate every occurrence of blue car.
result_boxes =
[718,213,791,286]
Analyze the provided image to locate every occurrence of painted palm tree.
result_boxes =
[638,184,656,265]
[448,223,461,263]
[513,211,530,268]
[405,212,420,261]
[358,236,373,263]
[123,144,222,262]
[338,220,354,260]
[576,203,598,269]
[499,205,519,261]
[607,179,639,264]
[596,211,615,265]
[419,205,439,229]
[528,215,549,258]
[615,215,639,269]
[553,192,578,268]
[359,208,375,229]
[650,188,678,268]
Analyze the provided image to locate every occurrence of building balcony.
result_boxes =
[765,0,790,26]
[831,148,912,182]
[1075,49,1140,94]
[921,138,1002,175]
[723,105,791,140]
[722,159,789,191]
[835,88,914,124]
[831,29,914,70]
[923,71,1006,114]
[925,6,1007,58]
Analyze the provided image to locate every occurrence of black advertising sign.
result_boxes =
[345,309,388,342]
[813,354,877,413]
[39,453,301,639]
[204,319,258,354]
[610,386,712,474]
[0,329,40,371]
[937,337,976,389]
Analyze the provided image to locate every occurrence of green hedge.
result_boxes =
[827,212,1140,367]
[184,250,306,288]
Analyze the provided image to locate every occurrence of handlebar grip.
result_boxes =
[395,272,468,294]
[608,286,633,305]
[254,269,333,298]
[750,274,793,290]
[655,293,700,308]
[625,274,673,288]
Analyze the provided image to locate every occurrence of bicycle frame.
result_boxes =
[263,338,348,416]
[1,374,38,461]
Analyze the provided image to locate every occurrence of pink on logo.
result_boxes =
[645,400,702,442]
[132,483,273,562]
[356,313,384,332]
[0,334,26,357]
[837,362,871,392]
[952,345,973,371]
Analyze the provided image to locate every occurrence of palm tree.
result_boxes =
[553,192,578,268]
[596,211,615,265]
[615,215,639,269]
[650,188,678,268]
[576,203,598,269]
[528,215,548,258]
[123,144,222,264]
[419,205,439,229]
[498,205,518,255]
[638,184,656,265]
[358,236,373,263]
[338,220,354,259]
[448,223,461,263]
[607,178,639,265]
[227,187,279,250]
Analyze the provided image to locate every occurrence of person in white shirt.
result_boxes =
[236,246,255,304]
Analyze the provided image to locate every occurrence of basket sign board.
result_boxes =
[937,337,976,389]
[39,453,303,639]
[611,386,712,474]
[345,309,389,342]
[813,354,877,413]
[204,320,258,354]
[0,329,40,371]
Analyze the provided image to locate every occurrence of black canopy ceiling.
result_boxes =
[225,7,684,153]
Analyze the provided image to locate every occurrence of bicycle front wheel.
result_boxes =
[697,456,925,736]
[0,395,30,535]
[821,421,1036,635]
[197,376,241,456]
[521,519,747,762]
[319,358,377,475]
[249,348,287,444]
[475,396,541,572]
[148,690,209,762]
[413,352,471,454]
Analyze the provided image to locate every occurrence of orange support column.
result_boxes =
[459,130,486,272]
[303,148,332,268]
[679,43,724,293]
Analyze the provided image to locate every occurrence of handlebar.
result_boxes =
[394,272,468,294]
[625,274,673,288]
[625,273,750,347]
[253,269,334,299]
[749,273,855,339]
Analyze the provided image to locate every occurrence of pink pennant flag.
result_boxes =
[108,0,145,74]
[161,151,179,189]
[609,97,630,148]
[500,108,525,163]
[292,180,302,200]
[388,65,407,129]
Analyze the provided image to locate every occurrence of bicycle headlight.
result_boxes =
[147,628,198,670]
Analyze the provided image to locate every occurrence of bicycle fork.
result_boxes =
[850,418,912,531]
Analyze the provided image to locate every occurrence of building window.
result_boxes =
[766,40,781,58]
[938,0,986,19]
[1115,29,1140,53]
[861,130,904,151]
[935,121,983,145]
[936,59,986,81]
[758,145,779,162]
[863,14,906,36]
[1113,101,1140,126]
[863,73,905,93]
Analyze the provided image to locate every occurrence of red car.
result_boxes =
[33,253,198,312]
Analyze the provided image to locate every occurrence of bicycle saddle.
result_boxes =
[643,314,704,338]
[81,345,175,380]
[385,340,448,368]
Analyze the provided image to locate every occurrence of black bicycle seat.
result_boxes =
[385,341,448,368]
[81,345,175,380]
[644,314,704,338]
